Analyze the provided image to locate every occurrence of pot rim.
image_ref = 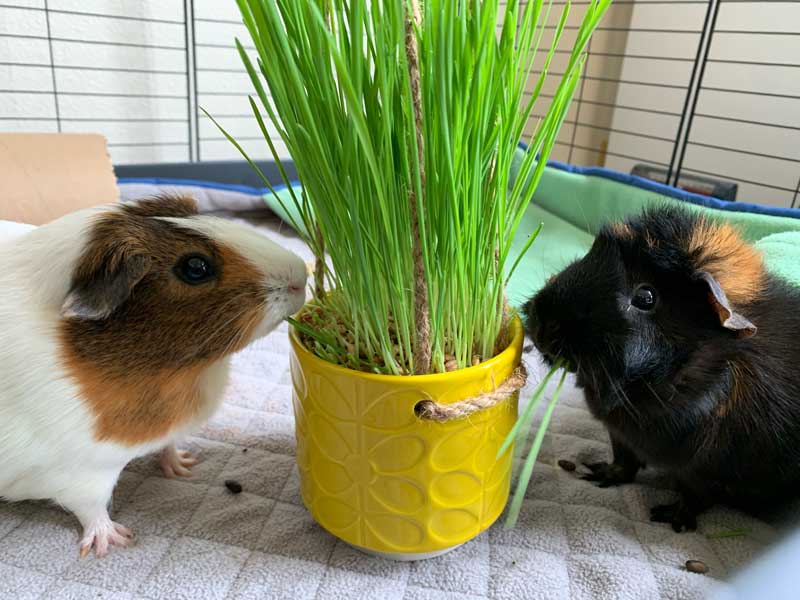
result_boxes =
[288,311,523,384]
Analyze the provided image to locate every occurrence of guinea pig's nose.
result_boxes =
[288,281,305,294]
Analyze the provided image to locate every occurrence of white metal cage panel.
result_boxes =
[0,0,798,207]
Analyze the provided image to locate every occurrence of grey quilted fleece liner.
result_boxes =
[0,213,780,600]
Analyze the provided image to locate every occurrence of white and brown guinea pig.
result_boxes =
[0,196,307,557]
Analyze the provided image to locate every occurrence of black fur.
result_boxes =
[525,205,800,532]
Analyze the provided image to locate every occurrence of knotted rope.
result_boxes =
[405,0,432,375]
[415,363,528,422]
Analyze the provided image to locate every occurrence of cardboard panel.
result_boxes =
[0,133,118,224]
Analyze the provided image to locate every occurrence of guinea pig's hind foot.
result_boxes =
[160,443,198,479]
[650,501,698,533]
[580,461,638,488]
[78,513,134,558]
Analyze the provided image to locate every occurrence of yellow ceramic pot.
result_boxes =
[289,317,522,560]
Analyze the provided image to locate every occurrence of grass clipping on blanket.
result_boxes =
[208,0,610,376]
[499,359,569,528]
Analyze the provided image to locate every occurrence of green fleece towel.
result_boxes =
[506,149,800,298]
[527,157,800,243]
[756,232,800,288]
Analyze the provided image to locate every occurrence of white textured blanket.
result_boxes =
[0,213,778,600]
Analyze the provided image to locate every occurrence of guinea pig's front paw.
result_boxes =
[79,515,134,558]
[160,444,198,478]
[650,501,698,533]
[580,461,638,488]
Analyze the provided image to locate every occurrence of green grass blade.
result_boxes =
[504,366,568,528]
[221,0,611,377]
[496,357,563,460]
[505,222,543,285]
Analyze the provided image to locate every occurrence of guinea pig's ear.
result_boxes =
[61,252,151,320]
[699,272,757,338]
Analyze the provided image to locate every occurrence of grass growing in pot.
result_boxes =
[211,0,610,375]
[211,0,609,536]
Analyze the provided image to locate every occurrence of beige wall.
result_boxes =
[606,1,800,208]
[522,1,637,166]
[521,0,800,208]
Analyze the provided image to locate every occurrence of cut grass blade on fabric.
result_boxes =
[501,362,569,528]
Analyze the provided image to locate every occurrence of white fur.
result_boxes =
[0,204,306,553]
[0,220,36,241]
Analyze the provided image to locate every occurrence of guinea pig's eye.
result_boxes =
[175,254,214,285]
[632,284,657,311]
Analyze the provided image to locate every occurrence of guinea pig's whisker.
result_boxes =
[598,357,640,422]
[644,380,669,413]
[588,364,600,394]
[194,300,244,347]
[187,297,256,362]
[217,315,247,357]
[206,301,253,343]
[220,306,264,358]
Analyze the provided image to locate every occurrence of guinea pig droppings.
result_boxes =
[224,480,243,494]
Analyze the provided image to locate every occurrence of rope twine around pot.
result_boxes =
[405,0,432,375]
[414,363,528,422]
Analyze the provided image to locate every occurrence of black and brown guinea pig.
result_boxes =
[0,196,307,556]
[525,205,800,532]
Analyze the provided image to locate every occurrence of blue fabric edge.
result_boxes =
[117,176,289,196]
[119,144,800,221]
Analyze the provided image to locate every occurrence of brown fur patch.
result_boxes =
[687,218,764,306]
[717,361,752,418]
[609,221,633,239]
[124,195,198,218]
[60,199,265,446]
